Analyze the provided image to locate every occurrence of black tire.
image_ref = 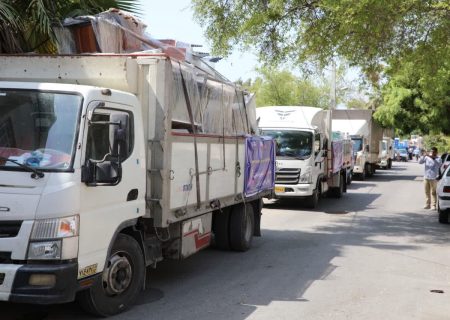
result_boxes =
[438,208,449,224]
[343,173,348,193]
[305,187,319,209]
[212,208,231,250]
[347,171,352,185]
[388,159,392,169]
[333,175,344,198]
[229,203,254,251]
[78,234,145,317]
[360,169,366,181]
[366,163,373,177]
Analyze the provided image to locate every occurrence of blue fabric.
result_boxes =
[244,136,275,197]
[419,155,442,180]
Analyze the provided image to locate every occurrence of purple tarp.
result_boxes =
[244,136,275,197]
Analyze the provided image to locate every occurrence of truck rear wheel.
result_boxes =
[331,175,344,198]
[229,203,254,251]
[78,234,145,317]
[212,208,231,250]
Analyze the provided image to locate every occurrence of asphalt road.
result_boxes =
[3,161,450,320]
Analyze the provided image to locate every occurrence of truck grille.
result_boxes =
[0,221,22,238]
[275,168,301,185]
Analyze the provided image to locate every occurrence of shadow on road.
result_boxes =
[0,163,442,320]
[2,207,449,320]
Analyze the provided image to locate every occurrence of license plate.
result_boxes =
[275,186,285,193]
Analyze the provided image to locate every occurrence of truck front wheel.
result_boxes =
[78,234,145,316]
[304,187,319,209]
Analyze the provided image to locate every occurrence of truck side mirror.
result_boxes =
[81,159,122,186]
[82,110,129,186]
[365,145,370,152]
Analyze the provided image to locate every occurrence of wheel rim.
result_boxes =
[102,252,133,296]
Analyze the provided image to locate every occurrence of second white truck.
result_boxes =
[256,106,348,208]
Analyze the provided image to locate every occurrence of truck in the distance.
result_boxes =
[378,136,395,169]
[0,52,275,316]
[332,109,385,179]
[256,106,349,208]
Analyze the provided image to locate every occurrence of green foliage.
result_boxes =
[423,134,450,154]
[192,0,450,134]
[192,0,449,70]
[243,67,330,109]
[0,0,142,53]
[374,47,450,135]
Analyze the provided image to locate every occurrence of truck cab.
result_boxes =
[0,82,146,304]
[257,106,328,208]
[378,137,394,169]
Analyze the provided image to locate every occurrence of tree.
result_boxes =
[192,0,449,71]
[0,0,141,53]
[244,67,331,109]
[192,0,450,133]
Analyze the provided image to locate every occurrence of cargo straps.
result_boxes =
[178,63,201,209]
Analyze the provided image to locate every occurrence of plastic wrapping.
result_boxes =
[170,61,253,136]
[53,9,257,137]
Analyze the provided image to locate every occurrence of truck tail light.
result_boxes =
[443,186,450,193]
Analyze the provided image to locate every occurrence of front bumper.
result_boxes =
[353,165,364,174]
[274,183,314,198]
[0,262,78,304]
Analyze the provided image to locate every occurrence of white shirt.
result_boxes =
[419,155,442,180]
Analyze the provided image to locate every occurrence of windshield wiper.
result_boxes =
[0,156,45,179]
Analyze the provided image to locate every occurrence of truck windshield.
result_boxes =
[0,90,81,171]
[262,130,313,159]
[352,138,363,153]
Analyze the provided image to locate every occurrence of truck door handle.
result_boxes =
[127,189,138,201]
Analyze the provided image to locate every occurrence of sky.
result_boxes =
[140,1,259,82]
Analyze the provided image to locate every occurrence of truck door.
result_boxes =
[78,101,145,276]
[313,133,324,181]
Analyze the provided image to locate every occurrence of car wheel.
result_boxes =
[438,205,449,224]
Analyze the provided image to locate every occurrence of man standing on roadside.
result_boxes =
[419,147,442,210]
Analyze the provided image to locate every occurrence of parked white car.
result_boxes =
[437,164,450,223]
[439,153,450,177]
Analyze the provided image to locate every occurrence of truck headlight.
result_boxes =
[30,215,79,239]
[28,215,79,260]
[28,240,62,260]
[299,171,312,183]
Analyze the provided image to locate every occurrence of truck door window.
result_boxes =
[86,109,133,162]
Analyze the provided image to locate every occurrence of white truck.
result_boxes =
[378,136,395,169]
[256,106,348,208]
[332,110,384,179]
[0,53,275,316]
